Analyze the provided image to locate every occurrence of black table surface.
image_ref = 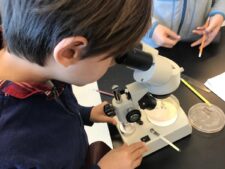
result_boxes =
[97,28,225,169]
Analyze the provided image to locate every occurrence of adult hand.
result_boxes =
[152,24,181,48]
[90,101,117,125]
[98,142,148,169]
[191,14,224,48]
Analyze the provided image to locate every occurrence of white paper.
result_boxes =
[204,72,225,102]
[72,82,113,148]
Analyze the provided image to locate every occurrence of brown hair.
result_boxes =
[0,0,151,65]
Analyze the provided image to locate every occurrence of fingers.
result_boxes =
[132,155,143,168]
[192,29,205,36]
[191,37,209,48]
[193,18,210,36]
[162,29,180,48]
[115,143,147,169]
[162,38,179,48]
[192,26,209,35]
[129,142,148,168]
[166,28,181,40]
[203,38,211,48]
[153,24,180,48]
[101,116,117,125]
[191,35,210,48]
[205,24,217,34]
[191,26,220,48]
[129,142,148,156]
[101,101,117,125]
[102,101,108,106]
[191,37,203,47]
[205,16,221,34]
[194,19,217,35]
[202,30,218,48]
[130,145,148,160]
[192,15,223,48]
[196,26,206,30]
[128,142,146,152]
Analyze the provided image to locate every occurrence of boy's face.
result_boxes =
[63,53,115,86]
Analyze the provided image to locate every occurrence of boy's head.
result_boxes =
[0,0,151,85]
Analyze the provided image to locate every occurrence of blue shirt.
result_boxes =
[0,83,100,169]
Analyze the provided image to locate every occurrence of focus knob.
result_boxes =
[126,109,141,123]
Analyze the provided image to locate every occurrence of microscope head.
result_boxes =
[134,43,182,95]
[116,43,183,96]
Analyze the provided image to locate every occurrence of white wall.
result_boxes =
[72,83,113,148]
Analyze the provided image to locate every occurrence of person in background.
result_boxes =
[143,0,225,48]
[0,0,151,169]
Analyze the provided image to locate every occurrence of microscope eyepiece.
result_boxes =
[115,48,153,71]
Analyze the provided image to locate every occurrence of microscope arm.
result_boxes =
[108,45,183,124]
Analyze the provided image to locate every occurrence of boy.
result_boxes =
[143,0,225,48]
[0,0,151,169]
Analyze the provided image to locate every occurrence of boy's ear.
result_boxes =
[53,36,88,67]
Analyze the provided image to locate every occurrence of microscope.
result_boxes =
[104,43,192,156]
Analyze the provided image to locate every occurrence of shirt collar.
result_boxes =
[0,80,65,99]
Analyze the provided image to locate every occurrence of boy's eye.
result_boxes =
[115,54,126,64]
[110,58,116,67]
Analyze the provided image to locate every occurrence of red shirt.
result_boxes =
[0,80,65,99]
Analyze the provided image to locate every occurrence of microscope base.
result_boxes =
[115,107,192,156]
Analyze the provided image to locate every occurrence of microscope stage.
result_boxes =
[115,106,192,156]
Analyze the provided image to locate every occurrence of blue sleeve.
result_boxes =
[66,84,94,126]
[78,104,94,126]
[142,21,159,48]
[209,0,225,19]
[146,22,159,38]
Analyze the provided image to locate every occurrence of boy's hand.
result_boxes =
[90,101,117,125]
[191,14,224,48]
[98,142,148,169]
[152,24,181,48]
